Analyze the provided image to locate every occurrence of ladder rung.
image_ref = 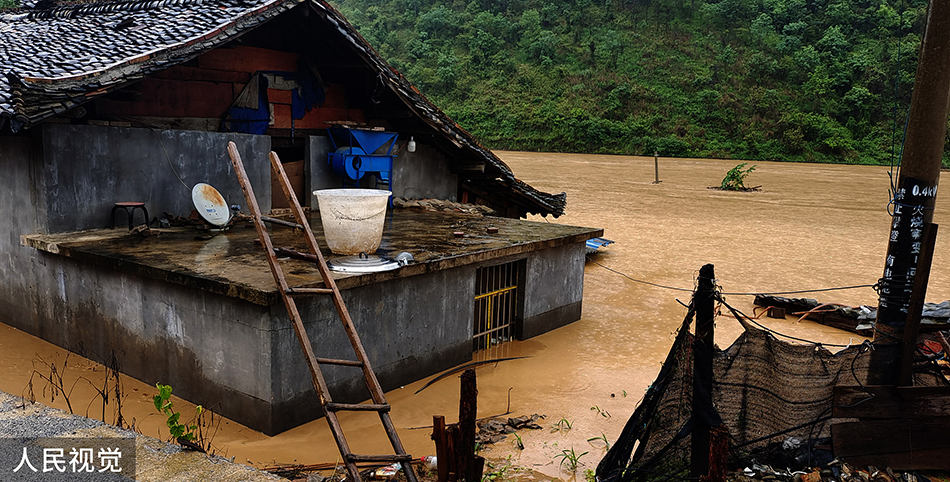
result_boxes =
[286,287,335,295]
[326,402,391,412]
[315,357,364,367]
[346,454,413,463]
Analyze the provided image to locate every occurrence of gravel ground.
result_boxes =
[0,391,282,481]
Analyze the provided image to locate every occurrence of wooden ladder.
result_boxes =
[226,142,419,482]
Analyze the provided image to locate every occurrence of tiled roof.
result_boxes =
[0,0,566,216]
[0,0,298,131]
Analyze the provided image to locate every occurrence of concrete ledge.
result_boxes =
[22,210,602,307]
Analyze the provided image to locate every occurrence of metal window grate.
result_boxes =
[473,261,520,352]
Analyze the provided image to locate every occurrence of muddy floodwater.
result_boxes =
[2,152,949,479]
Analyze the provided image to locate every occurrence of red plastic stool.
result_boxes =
[111,202,149,230]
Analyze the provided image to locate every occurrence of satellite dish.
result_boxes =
[192,183,230,227]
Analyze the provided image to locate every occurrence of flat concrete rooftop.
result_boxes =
[23,209,602,306]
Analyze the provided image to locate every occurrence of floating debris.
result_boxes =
[476,414,543,445]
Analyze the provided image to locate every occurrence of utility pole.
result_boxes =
[875,0,950,339]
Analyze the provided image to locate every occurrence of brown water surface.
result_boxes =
[2,152,948,479]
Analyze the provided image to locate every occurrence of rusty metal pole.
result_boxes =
[875,0,950,339]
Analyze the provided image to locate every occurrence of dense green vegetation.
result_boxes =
[334,0,939,164]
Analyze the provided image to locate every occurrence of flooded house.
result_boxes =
[0,0,601,434]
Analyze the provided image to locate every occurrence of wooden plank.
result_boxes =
[271,160,304,208]
[347,454,413,463]
[692,264,716,479]
[833,385,950,419]
[314,357,363,367]
[96,78,233,118]
[835,447,950,470]
[286,287,335,296]
[432,416,449,482]
[267,88,293,104]
[153,65,250,83]
[198,46,298,74]
[832,419,950,469]
[445,425,458,481]
[325,402,390,412]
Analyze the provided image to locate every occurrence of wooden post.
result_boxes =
[875,0,950,334]
[691,264,716,479]
[457,369,477,482]
[432,415,450,482]
[653,151,661,184]
[445,425,458,481]
[706,425,729,482]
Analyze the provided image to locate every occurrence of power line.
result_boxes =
[587,257,876,297]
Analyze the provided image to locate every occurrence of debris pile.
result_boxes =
[753,295,950,329]
[728,461,943,482]
[392,197,495,216]
[475,414,543,445]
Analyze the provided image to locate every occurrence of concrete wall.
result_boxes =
[307,135,458,204]
[1,130,276,431]
[306,135,340,207]
[394,143,458,201]
[522,243,587,338]
[31,255,278,431]
[40,124,271,233]
[0,134,40,329]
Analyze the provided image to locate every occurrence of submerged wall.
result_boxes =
[523,243,587,338]
[3,207,585,435]
[3,237,582,434]
[269,266,475,432]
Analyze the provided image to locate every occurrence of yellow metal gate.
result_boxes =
[473,261,522,352]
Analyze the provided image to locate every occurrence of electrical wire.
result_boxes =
[149,127,191,192]
[888,0,908,204]
[587,257,877,296]
[588,257,695,292]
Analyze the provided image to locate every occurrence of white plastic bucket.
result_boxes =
[313,189,391,255]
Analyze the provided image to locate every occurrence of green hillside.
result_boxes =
[333,0,939,164]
